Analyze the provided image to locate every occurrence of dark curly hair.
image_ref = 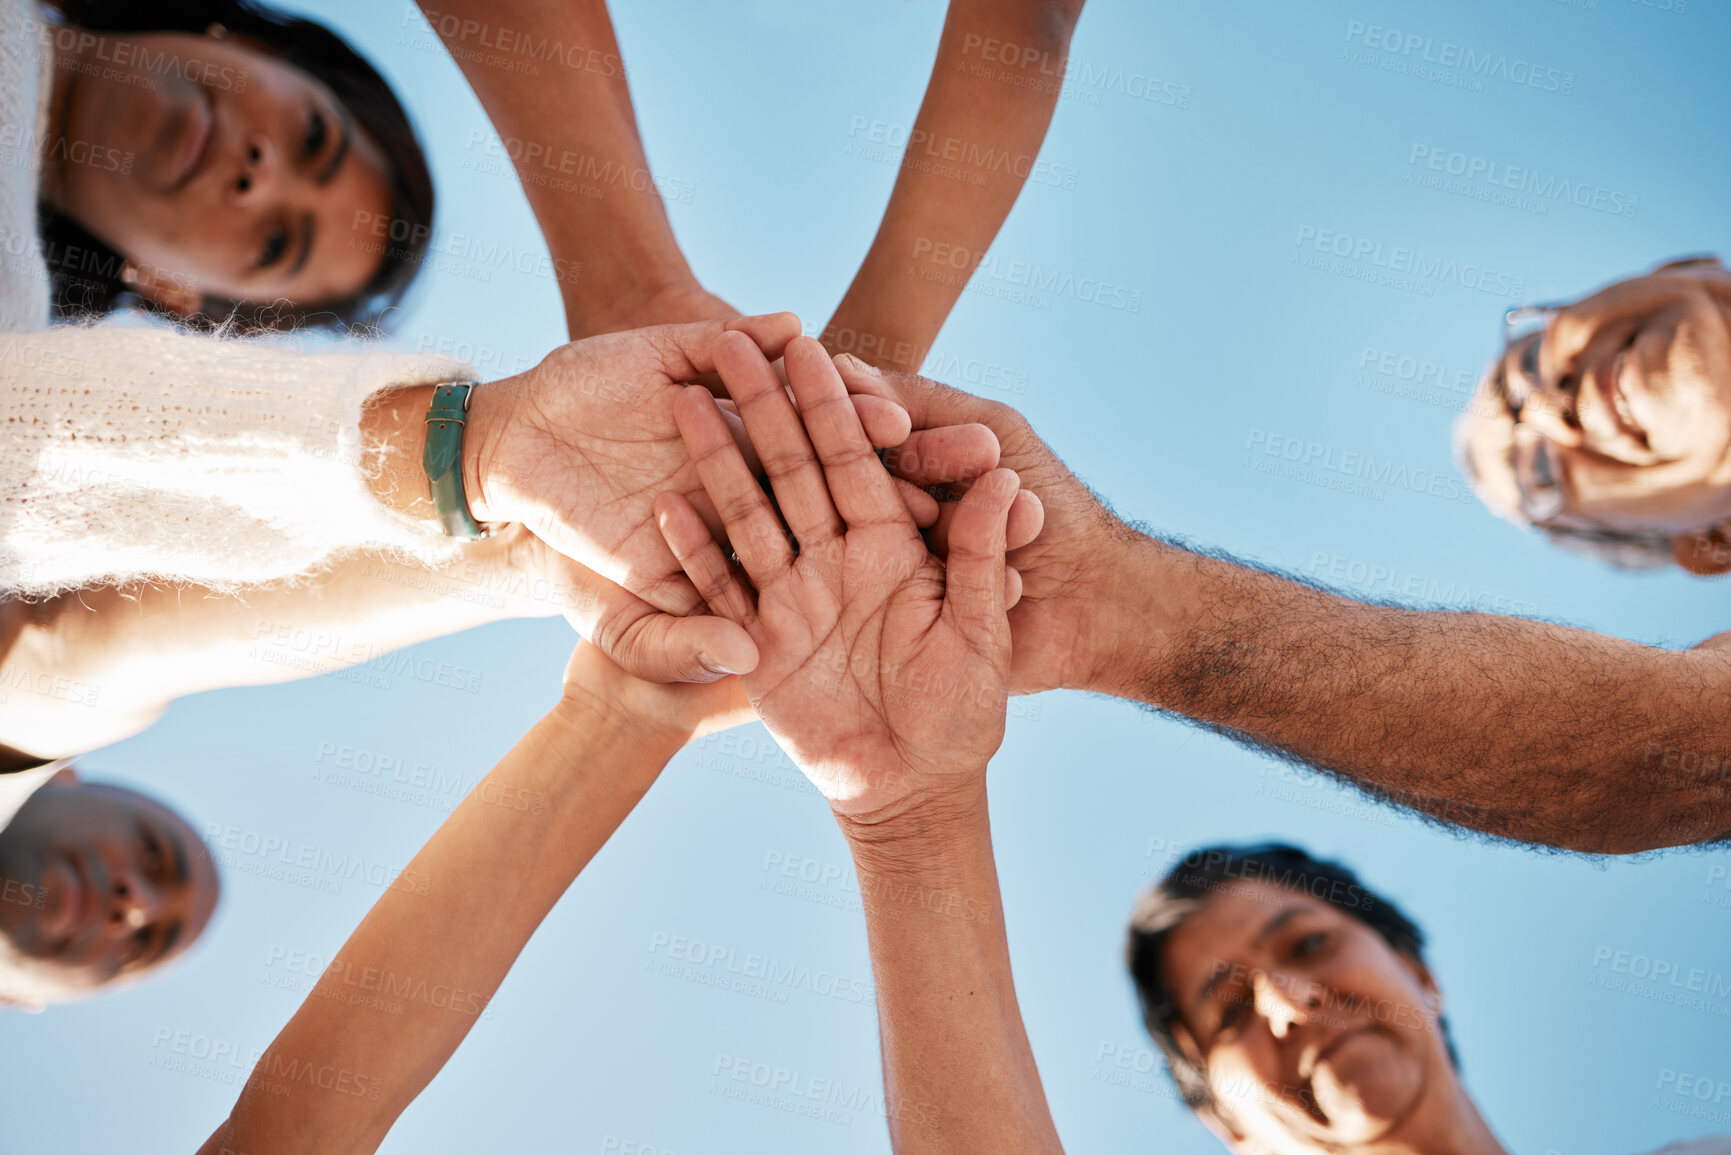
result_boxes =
[1125,842,1459,1119]
[38,0,433,333]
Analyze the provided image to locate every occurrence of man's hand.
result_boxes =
[653,336,1022,822]
[837,354,1140,697]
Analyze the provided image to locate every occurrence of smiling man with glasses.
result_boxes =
[1457,256,1731,575]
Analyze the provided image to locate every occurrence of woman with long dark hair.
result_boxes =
[32,0,433,332]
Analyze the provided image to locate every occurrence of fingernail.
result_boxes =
[839,354,880,375]
[698,654,747,678]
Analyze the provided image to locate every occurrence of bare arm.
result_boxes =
[196,645,750,1155]
[0,528,576,763]
[820,0,1085,372]
[1108,540,1731,854]
[839,801,1062,1154]
[841,356,1731,855]
[417,0,730,336]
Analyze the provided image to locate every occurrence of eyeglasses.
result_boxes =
[1494,302,1571,525]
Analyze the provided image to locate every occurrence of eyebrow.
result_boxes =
[288,107,354,282]
[1192,906,1305,1010]
[158,819,190,887]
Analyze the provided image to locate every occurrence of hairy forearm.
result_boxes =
[1103,536,1731,853]
[821,0,1083,372]
[841,793,1063,1155]
[200,697,686,1155]
[418,0,698,336]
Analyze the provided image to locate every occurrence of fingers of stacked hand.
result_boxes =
[653,491,762,634]
[671,383,796,588]
[782,338,914,533]
[715,333,846,549]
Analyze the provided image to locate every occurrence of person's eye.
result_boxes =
[1291,931,1327,957]
[258,226,288,268]
[301,108,327,160]
[138,827,164,876]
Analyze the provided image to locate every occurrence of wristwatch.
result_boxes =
[422,380,488,539]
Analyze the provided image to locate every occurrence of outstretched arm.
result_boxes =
[417,0,734,336]
[840,356,1731,855]
[0,531,738,765]
[821,0,1085,372]
[196,642,750,1155]
[656,336,1062,1153]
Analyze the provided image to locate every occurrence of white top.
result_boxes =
[0,0,476,596]
[0,0,52,331]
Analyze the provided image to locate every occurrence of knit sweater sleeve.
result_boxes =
[0,326,473,596]
[0,0,52,333]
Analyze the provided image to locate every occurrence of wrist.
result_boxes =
[461,373,518,525]
[834,778,990,862]
[1081,531,1182,700]
[543,686,691,764]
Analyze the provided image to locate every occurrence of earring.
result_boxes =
[118,261,139,287]
[205,22,228,39]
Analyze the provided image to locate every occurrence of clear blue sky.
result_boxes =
[4,0,1730,1152]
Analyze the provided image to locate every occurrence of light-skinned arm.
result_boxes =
[820,0,1086,372]
[416,0,735,336]
[839,355,1731,855]
[0,530,745,766]
[654,335,1063,1153]
[195,641,753,1155]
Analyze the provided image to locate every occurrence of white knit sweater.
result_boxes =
[0,0,473,595]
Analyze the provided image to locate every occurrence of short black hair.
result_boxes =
[1125,842,1457,1116]
[39,0,433,333]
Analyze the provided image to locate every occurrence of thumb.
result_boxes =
[939,468,1019,636]
[565,564,761,683]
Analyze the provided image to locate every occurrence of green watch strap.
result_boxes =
[422,380,486,539]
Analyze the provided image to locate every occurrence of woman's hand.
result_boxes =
[654,335,1022,823]
[557,641,754,749]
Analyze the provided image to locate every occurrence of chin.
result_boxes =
[1307,1030,1426,1142]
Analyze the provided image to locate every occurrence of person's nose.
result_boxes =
[228,133,279,205]
[1252,968,1320,1040]
[103,866,165,937]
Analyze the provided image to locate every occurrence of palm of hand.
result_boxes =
[746,526,1009,819]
